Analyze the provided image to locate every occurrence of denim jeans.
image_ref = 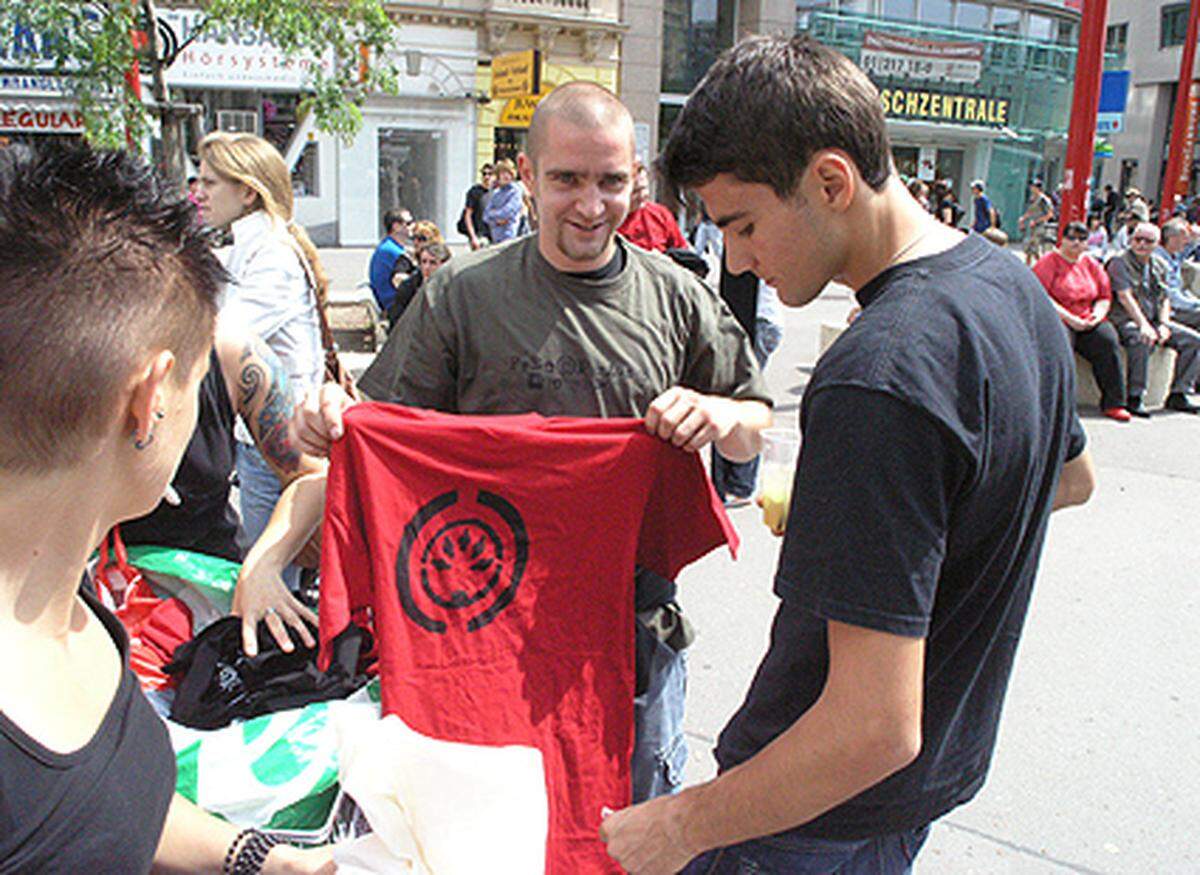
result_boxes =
[681,824,931,875]
[630,634,688,803]
[235,442,300,590]
[711,318,782,501]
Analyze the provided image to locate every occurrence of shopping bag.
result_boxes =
[169,683,381,836]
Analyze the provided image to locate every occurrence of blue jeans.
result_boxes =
[682,824,931,875]
[235,442,300,590]
[712,318,782,501]
[631,634,688,803]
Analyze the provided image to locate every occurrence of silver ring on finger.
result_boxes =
[265,606,278,617]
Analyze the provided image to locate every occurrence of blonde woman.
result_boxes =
[195,132,327,587]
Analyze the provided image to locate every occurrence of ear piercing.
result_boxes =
[133,409,167,450]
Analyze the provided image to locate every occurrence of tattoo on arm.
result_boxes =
[237,336,301,475]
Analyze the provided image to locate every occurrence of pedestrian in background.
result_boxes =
[483,158,524,243]
[195,131,328,590]
[970,179,996,234]
[460,163,494,250]
[368,208,413,314]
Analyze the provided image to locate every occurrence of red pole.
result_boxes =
[1060,0,1108,237]
[1160,0,1200,222]
[125,4,148,147]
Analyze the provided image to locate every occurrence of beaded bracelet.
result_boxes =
[223,827,278,875]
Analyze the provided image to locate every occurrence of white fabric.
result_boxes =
[335,713,547,874]
[220,210,323,403]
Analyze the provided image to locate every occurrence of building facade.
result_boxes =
[1099,1,1198,206]
[794,0,1124,231]
[0,2,623,247]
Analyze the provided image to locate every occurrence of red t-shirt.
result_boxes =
[617,202,689,253]
[319,404,738,874]
[1032,251,1111,320]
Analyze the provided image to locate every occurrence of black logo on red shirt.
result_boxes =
[395,490,529,633]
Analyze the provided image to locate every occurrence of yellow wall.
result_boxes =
[474,61,619,171]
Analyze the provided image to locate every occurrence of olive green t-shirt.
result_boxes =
[359,235,770,416]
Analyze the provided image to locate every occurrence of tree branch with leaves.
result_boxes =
[1,0,400,183]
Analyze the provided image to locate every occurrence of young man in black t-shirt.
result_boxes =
[600,35,1096,875]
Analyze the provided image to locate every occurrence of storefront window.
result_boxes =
[292,142,318,197]
[880,0,916,21]
[1028,14,1054,43]
[1161,3,1189,49]
[378,127,438,223]
[920,0,954,27]
[661,0,737,94]
[183,88,315,195]
[1106,22,1128,54]
[796,0,833,29]
[955,1,988,31]
[991,6,1020,35]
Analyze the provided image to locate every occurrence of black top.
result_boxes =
[465,183,490,237]
[120,349,241,560]
[718,257,758,339]
[0,587,176,873]
[716,234,1085,840]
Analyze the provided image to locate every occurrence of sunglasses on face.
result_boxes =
[1064,234,1088,242]
[1132,236,1157,244]
[413,234,429,243]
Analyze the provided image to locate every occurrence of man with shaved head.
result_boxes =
[294,80,772,802]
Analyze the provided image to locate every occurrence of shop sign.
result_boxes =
[0,72,67,96]
[492,50,541,100]
[1095,71,1130,136]
[879,87,1009,127]
[498,93,546,128]
[159,10,332,90]
[861,31,983,85]
[0,10,329,92]
[0,106,85,133]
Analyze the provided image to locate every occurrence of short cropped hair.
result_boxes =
[1162,217,1189,242]
[383,209,409,234]
[526,81,635,166]
[1063,220,1089,238]
[0,144,224,473]
[660,36,891,197]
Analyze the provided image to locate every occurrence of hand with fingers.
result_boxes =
[292,382,358,458]
[644,386,739,453]
[232,562,319,657]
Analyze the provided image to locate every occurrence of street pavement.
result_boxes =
[321,245,1198,873]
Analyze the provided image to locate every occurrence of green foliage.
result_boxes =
[0,0,400,152]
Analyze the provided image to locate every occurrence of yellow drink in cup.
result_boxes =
[758,429,800,535]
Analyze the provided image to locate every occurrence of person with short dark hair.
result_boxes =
[369,207,414,312]
[1103,183,1120,234]
[1018,178,1055,265]
[461,163,494,250]
[600,35,1094,874]
[970,179,996,234]
[1033,220,1129,421]
[0,143,331,874]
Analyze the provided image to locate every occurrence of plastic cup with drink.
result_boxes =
[758,428,800,535]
